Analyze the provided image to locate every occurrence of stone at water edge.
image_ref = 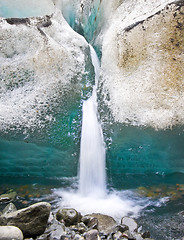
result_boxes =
[121,216,138,232]
[56,208,82,227]
[0,192,17,203]
[82,215,98,230]
[0,202,51,238]
[2,203,17,215]
[0,226,23,240]
[142,232,151,239]
[86,213,116,235]
[113,224,129,233]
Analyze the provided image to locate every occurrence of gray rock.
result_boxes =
[2,203,17,215]
[142,232,151,239]
[122,231,136,240]
[121,217,138,232]
[77,222,88,233]
[133,233,144,240]
[56,208,82,227]
[0,226,23,240]
[36,213,66,240]
[0,202,51,238]
[82,215,98,230]
[112,231,123,240]
[113,224,129,233]
[0,192,17,203]
[85,229,99,240]
[87,213,116,235]
[74,234,85,240]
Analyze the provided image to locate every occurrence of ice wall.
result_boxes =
[100,0,184,129]
[0,10,92,137]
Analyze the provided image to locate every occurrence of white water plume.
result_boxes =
[79,45,106,197]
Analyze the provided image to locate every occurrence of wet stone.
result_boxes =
[87,213,116,235]
[113,224,129,233]
[82,215,98,230]
[2,203,17,215]
[142,232,151,239]
[0,192,17,203]
[56,208,82,227]
[121,217,138,232]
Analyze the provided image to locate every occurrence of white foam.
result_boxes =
[54,188,145,220]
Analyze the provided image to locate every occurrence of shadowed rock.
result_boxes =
[0,202,51,238]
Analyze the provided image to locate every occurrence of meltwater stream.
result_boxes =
[55,45,145,219]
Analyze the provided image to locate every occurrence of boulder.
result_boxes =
[0,226,23,240]
[2,203,17,214]
[0,202,51,237]
[87,213,116,235]
[121,217,138,232]
[56,208,82,227]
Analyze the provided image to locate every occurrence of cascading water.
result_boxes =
[79,45,106,197]
[56,45,143,219]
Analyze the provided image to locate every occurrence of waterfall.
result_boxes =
[79,45,106,197]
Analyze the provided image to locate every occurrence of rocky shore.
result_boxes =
[0,200,154,240]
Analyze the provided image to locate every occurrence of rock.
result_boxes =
[37,219,65,240]
[122,231,136,240]
[0,226,23,240]
[82,215,98,230]
[56,208,82,227]
[133,233,143,240]
[77,222,88,233]
[0,202,51,238]
[0,192,17,202]
[112,231,123,240]
[74,234,85,240]
[142,232,151,239]
[2,203,17,214]
[87,214,116,235]
[113,224,129,233]
[85,229,100,240]
[121,217,138,232]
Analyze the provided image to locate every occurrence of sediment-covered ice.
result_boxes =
[100,0,184,129]
[0,10,89,133]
